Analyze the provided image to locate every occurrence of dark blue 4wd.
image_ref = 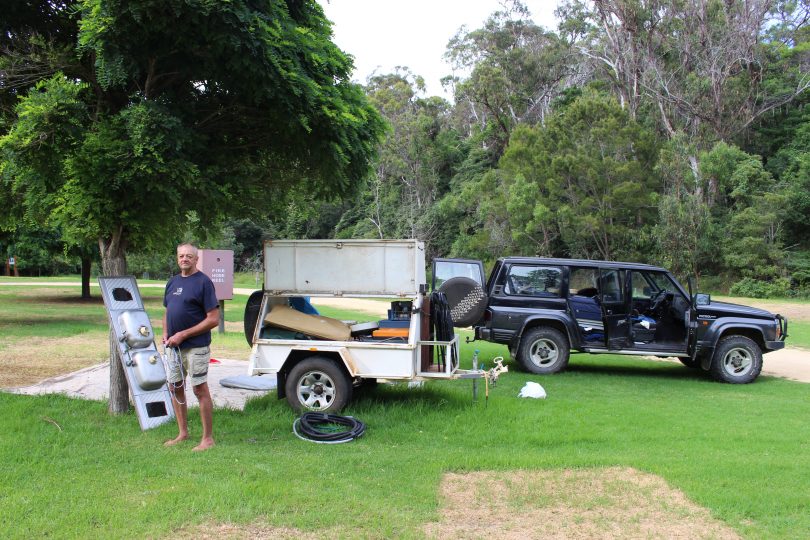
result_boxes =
[433,258,788,383]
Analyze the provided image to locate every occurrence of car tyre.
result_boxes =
[517,327,570,374]
[286,356,352,412]
[710,335,762,384]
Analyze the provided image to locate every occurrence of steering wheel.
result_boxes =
[649,290,671,315]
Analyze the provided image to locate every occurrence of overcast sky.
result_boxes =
[320,1,559,98]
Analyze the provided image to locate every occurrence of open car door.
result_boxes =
[601,268,632,350]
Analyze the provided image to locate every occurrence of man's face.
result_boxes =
[177,246,198,273]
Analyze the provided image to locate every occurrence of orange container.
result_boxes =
[372,327,409,338]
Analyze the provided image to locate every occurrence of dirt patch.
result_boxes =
[172,467,739,539]
[172,523,322,540]
[714,296,809,323]
[0,332,110,387]
[425,467,740,540]
[0,323,250,388]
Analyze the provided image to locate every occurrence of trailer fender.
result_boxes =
[276,346,358,400]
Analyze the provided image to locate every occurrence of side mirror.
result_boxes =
[695,293,711,306]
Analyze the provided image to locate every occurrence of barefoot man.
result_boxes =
[162,243,219,451]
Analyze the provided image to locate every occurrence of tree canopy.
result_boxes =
[1,0,385,272]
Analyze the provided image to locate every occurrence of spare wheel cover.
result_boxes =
[438,277,488,327]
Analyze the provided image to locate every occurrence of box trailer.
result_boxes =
[246,239,497,412]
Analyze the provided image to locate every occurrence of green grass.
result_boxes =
[787,320,810,349]
[3,351,810,538]
[2,279,810,537]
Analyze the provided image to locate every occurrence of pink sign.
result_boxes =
[196,250,234,300]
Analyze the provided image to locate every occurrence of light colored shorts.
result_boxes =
[166,345,210,387]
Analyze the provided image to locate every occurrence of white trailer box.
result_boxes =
[247,239,487,412]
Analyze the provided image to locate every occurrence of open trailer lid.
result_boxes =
[263,239,426,297]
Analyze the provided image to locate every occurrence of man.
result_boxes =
[162,243,219,451]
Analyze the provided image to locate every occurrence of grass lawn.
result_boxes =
[787,320,810,349]
[1,279,809,537]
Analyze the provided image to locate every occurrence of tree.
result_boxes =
[1,0,385,413]
[358,70,461,248]
[445,0,579,155]
[499,90,660,260]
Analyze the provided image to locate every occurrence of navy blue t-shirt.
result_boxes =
[163,271,218,349]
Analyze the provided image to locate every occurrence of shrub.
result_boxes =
[730,277,793,298]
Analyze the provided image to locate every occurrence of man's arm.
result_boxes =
[164,307,219,348]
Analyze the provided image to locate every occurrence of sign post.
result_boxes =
[196,250,234,333]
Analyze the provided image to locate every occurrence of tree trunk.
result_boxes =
[99,231,130,415]
[81,256,92,299]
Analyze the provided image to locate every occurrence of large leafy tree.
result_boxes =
[499,90,659,260]
[1,0,385,412]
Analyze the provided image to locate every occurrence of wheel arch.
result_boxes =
[700,324,766,370]
[512,316,574,352]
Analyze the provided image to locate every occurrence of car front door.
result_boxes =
[600,268,632,349]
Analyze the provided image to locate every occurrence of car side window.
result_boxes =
[505,265,562,297]
[631,271,655,299]
[600,269,625,302]
[569,268,599,297]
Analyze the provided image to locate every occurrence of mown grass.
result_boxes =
[1,279,809,538]
[787,320,810,349]
[3,350,810,538]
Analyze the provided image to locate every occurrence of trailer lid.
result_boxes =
[264,239,425,297]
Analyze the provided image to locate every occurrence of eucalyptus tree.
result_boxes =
[445,0,580,156]
[1,0,385,413]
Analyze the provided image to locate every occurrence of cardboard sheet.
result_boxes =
[265,304,352,341]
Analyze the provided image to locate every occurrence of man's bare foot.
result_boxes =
[164,434,188,447]
[192,437,215,452]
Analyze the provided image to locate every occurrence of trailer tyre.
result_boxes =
[285,357,352,412]
[243,291,264,346]
[516,327,569,374]
[710,335,762,384]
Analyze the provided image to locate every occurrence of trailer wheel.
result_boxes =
[243,291,264,346]
[285,357,352,412]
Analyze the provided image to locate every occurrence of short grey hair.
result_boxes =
[177,243,199,256]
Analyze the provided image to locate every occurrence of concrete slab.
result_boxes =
[6,358,275,410]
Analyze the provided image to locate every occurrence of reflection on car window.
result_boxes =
[599,269,625,302]
[631,271,655,299]
[434,261,482,288]
[647,271,686,300]
[505,265,562,297]
[569,268,599,297]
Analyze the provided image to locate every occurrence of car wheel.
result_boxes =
[679,357,701,369]
[517,327,570,374]
[710,335,762,384]
[285,356,352,412]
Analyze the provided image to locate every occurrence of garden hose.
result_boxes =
[429,291,457,370]
[292,412,366,444]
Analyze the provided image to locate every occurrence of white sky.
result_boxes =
[320,1,560,98]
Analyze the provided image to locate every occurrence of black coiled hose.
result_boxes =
[292,412,366,444]
[430,291,457,370]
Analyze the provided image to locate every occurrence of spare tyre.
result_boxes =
[243,290,264,346]
[437,277,488,327]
